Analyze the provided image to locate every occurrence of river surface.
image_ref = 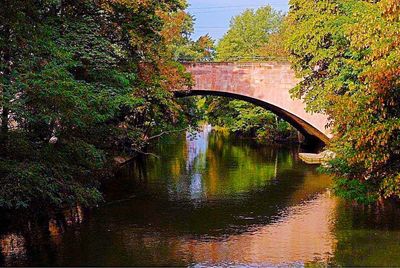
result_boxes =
[1,127,400,266]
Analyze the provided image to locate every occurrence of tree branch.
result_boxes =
[147,127,189,141]
[132,149,160,159]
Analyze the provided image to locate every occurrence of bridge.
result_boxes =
[174,62,331,144]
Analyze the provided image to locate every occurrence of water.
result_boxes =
[1,127,400,266]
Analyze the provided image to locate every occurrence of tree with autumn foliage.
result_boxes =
[286,0,400,203]
[173,33,215,61]
[0,0,196,210]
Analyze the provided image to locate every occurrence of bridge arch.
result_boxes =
[174,62,331,145]
[175,90,328,145]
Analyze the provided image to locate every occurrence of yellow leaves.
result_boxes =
[380,174,400,199]
[381,0,400,21]
[197,35,213,50]
[256,31,289,59]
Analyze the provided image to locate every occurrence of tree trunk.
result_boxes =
[0,82,10,146]
[0,18,11,144]
[1,108,8,135]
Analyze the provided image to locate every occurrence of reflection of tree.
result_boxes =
[203,132,297,197]
[185,126,211,171]
[106,130,330,235]
[0,249,4,266]
[331,201,400,266]
[141,130,300,202]
[100,131,330,237]
[175,193,337,266]
[0,233,27,266]
[0,211,74,266]
[0,129,337,266]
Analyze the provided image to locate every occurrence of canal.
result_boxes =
[1,127,400,266]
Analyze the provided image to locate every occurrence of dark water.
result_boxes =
[1,127,400,266]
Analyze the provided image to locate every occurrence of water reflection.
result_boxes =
[0,234,27,266]
[176,193,337,266]
[1,128,400,266]
[148,128,301,204]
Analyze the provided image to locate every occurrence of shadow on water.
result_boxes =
[1,128,400,266]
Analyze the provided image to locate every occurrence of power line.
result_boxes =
[193,10,258,14]
[189,7,287,15]
[187,2,286,10]
[190,7,268,14]
[196,27,227,29]
[187,5,264,10]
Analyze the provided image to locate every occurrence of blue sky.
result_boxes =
[187,0,289,41]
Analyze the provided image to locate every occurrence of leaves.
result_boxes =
[216,5,284,61]
[287,0,400,202]
[0,0,194,210]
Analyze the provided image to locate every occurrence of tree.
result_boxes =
[216,5,284,61]
[173,34,215,62]
[286,0,400,203]
[205,97,297,142]
[0,0,195,210]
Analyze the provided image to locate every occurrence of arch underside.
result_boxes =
[174,90,329,145]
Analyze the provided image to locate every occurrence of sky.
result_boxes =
[187,0,290,41]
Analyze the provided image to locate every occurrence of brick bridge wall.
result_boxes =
[175,62,331,144]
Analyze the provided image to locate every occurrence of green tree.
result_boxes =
[216,5,284,61]
[205,97,297,143]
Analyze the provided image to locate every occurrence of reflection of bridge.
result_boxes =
[174,62,331,144]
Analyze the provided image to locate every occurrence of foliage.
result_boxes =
[174,34,216,61]
[286,0,400,203]
[203,97,297,143]
[206,6,297,143]
[0,0,195,210]
[216,5,284,61]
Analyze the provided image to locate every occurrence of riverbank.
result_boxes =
[211,125,302,145]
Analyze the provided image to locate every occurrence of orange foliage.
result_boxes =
[157,10,190,44]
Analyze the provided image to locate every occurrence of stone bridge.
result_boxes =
[174,62,331,144]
